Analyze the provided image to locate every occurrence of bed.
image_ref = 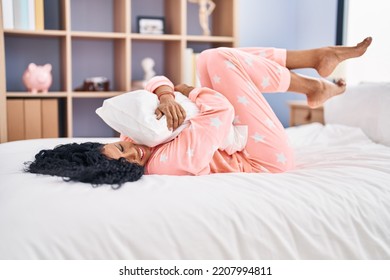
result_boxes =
[1,84,390,260]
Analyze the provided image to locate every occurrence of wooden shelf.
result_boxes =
[71,91,125,98]
[186,35,235,43]
[4,29,67,37]
[71,31,127,39]
[7,92,68,98]
[131,33,182,41]
[0,0,237,142]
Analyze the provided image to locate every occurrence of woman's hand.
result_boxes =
[174,84,195,97]
[155,94,187,131]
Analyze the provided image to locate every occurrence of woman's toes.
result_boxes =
[358,37,373,49]
[307,79,346,108]
[334,78,346,87]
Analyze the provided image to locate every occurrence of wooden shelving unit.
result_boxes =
[0,0,237,142]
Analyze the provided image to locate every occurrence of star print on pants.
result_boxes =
[210,117,222,128]
[251,133,266,143]
[276,153,287,164]
[238,96,249,105]
[187,148,194,158]
[160,154,168,162]
[213,75,221,83]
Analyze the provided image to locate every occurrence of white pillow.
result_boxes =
[96,90,199,147]
[324,82,390,146]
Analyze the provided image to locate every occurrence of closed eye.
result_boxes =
[115,144,124,152]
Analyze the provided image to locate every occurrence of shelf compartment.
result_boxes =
[71,38,128,92]
[4,35,65,92]
[187,0,236,38]
[186,0,212,36]
[131,40,182,85]
[6,97,65,141]
[3,0,65,32]
[70,0,127,33]
[131,0,182,35]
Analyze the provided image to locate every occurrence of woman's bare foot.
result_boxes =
[307,79,346,108]
[315,37,372,77]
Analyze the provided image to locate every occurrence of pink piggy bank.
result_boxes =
[22,63,53,94]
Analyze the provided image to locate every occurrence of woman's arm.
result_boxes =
[174,84,195,97]
[145,76,186,131]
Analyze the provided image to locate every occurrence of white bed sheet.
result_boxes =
[0,123,389,259]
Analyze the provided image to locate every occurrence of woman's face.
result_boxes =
[102,141,152,166]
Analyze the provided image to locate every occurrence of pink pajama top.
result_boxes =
[140,75,254,175]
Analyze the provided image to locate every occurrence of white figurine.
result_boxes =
[188,0,216,36]
[141,57,156,82]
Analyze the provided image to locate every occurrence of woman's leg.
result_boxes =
[237,38,372,108]
[238,37,372,77]
[286,37,372,76]
[238,47,288,68]
[288,72,346,108]
[198,47,346,109]
[197,47,294,173]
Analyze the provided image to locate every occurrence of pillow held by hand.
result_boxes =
[96,90,199,147]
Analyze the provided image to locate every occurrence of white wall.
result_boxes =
[238,0,299,49]
[238,0,338,127]
[345,0,390,84]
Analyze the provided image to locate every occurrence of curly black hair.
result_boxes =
[25,142,144,188]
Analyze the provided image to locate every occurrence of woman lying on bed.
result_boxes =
[26,37,373,187]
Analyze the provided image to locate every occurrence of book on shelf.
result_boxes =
[34,0,44,30]
[4,0,44,30]
[2,0,14,29]
[183,48,201,87]
[13,0,34,30]
[183,48,194,85]
[7,98,59,141]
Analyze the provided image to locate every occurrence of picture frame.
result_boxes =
[137,16,165,35]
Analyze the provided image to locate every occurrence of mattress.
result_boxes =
[0,123,389,259]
